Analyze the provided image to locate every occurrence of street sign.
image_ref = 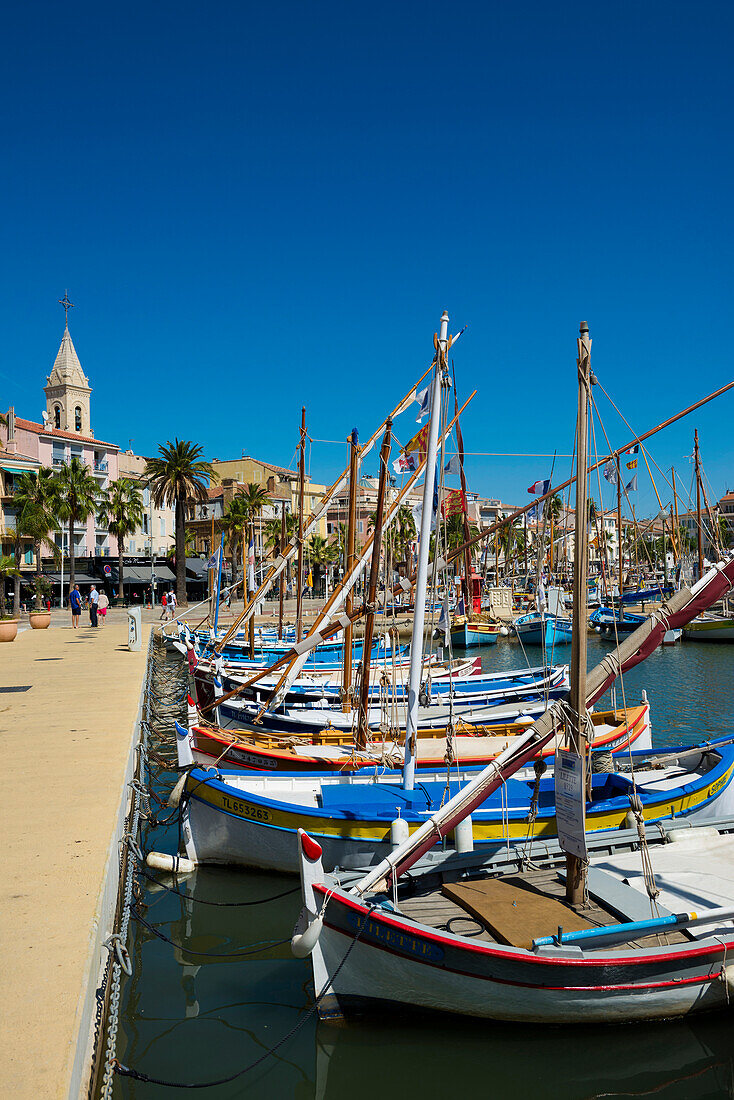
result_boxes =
[103,564,112,576]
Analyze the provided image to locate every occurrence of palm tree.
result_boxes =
[54,458,99,593]
[223,484,271,593]
[98,478,145,606]
[394,505,416,564]
[307,533,334,595]
[222,495,250,587]
[13,468,59,610]
[144,441,216,606]
[263,511,297,557]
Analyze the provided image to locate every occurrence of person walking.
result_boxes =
[97,589,109,626]
[160,591,168,621]
[69,584,82,629]
[89,585,99,627]
[167,589,177,620]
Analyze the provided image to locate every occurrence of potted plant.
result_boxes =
[29,576,52,629]
[0,554,20,642]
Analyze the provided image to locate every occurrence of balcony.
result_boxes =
[93,460,109,476]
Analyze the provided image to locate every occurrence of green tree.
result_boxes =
[54,458,99,594]
[221,483,270,593]
[97,478,145,605]
[144,441,217,606]
[0,553,20,618]
[263,511,297,558]
[13,468,60,610]
[307,533,334,595]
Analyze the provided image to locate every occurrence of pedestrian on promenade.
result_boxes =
[98,590,109,625]
[160,591,168,620]
[167,589,177,620]
[89,585,99,627]
[46,596,51,612]
[69,584,82,628]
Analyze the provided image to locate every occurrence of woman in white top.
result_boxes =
[97,590,110,625]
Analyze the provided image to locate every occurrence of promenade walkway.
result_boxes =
[0,615,151,1098]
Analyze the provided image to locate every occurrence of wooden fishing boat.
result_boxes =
[192,660,570,721]
[294,812,734,1024]
[683,612,734,642]
[513,611,573,646]
[178,700,650,773]
[589,606,647,637]
[179,733,732,873]
[616,582,673,604]
[450,617,502,647]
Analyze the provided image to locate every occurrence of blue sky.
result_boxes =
[2,0,732,521]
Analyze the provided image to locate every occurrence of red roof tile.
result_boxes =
[14,418,119,449]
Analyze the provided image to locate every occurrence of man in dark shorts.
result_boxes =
[70,584,82,629]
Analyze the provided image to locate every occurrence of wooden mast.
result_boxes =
[246,526,255,656]
[342,429,360,712]
[451,367,474,611]
[566,321,592,907]
[278,502,286,640]
[616,453,623,589]
[694,429,704,578]
[296,406,306,643]
[355,419,392,749]
[672,464,680,555]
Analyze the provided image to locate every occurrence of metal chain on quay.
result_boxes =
[95,632,189,1100]
[93,633,307,1095]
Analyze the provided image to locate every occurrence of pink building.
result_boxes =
[4,321,119,559]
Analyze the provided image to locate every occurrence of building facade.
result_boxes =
[117,450,175,557]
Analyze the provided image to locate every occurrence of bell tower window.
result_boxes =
[54,405,61,429]
[75,406,82,432]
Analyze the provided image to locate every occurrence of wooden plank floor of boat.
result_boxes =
[399,867,690,950]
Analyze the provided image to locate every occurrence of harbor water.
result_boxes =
[110,636,734,1099]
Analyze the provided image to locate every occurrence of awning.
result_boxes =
[120,565,177,585]
[0,465,39,475]
[154,565,176,582]
[44,572,98,585]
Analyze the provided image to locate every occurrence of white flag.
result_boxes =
[603,460,618,486]
[206,547,220,571]
[415,384,431,422]
[444,454,461,475]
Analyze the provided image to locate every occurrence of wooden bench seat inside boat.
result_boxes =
[441,875,600,949]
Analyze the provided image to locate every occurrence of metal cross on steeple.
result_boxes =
[58,290,74,327]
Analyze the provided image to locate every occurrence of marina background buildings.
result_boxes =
[2,302,732,605]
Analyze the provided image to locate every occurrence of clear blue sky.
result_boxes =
[3,0,732,521]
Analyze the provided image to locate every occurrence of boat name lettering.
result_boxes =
[347,913,445,962]
[709,773,729,797]
[219,795,272,822]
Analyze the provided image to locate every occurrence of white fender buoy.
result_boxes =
[291,915,323,958]
[391,816,409,849]
[500,625,509,637]
[168,771,189,807]
[454,814,474,853]
[146,851,196,875]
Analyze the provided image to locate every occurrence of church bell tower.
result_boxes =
[43,292,93,436]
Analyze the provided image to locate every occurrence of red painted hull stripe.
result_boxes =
[315,886,734,969]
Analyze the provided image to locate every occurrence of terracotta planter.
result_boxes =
[29,612,52,630]
[0,619,19,642]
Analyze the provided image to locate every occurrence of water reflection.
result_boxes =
[114,638,734,1098]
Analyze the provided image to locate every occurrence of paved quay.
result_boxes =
[0,613,151,1099]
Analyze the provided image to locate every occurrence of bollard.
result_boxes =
[128,606,142,651]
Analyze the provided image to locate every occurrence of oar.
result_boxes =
[533,905,734,950]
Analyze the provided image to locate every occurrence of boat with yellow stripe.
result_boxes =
[180,736,734,874]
